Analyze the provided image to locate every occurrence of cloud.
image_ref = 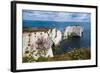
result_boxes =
[22,10,91,22]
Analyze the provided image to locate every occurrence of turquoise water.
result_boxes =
[23,20,91,54]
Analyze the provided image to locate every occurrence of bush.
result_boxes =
[67,48,91,60]
[36,57,48,62]
[22,54,36,63]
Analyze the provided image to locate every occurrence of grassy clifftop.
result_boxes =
[23,48,90,63]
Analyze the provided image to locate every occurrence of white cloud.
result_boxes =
[23,10,90,22]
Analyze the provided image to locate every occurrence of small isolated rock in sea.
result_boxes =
[64,26,84,39]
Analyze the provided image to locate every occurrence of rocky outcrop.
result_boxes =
[64,26,83,39]
[23,26,83,61]
[47,28,62,46]
[23,32,54,60]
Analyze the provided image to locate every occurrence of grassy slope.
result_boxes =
[23,48,91,63]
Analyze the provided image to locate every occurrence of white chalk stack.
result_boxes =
[64,26,84,39]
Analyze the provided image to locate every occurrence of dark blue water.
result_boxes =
[23,20,91,54]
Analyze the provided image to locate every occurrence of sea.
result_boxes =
[23,20,91,54]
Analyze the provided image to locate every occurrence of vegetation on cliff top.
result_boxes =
[23,48,91,63]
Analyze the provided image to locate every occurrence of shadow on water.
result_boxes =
[53,36,82,55]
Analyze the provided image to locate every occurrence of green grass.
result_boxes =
[22,48,91,63]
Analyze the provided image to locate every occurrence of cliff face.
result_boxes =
[47,28,62,46]
[23,31,54,60]
[64,26,84,39]
[22,28,63,60]
[22,26,84,61]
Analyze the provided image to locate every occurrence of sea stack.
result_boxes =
[64,26,84,39]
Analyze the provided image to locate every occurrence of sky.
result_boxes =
[22,10,91,22]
